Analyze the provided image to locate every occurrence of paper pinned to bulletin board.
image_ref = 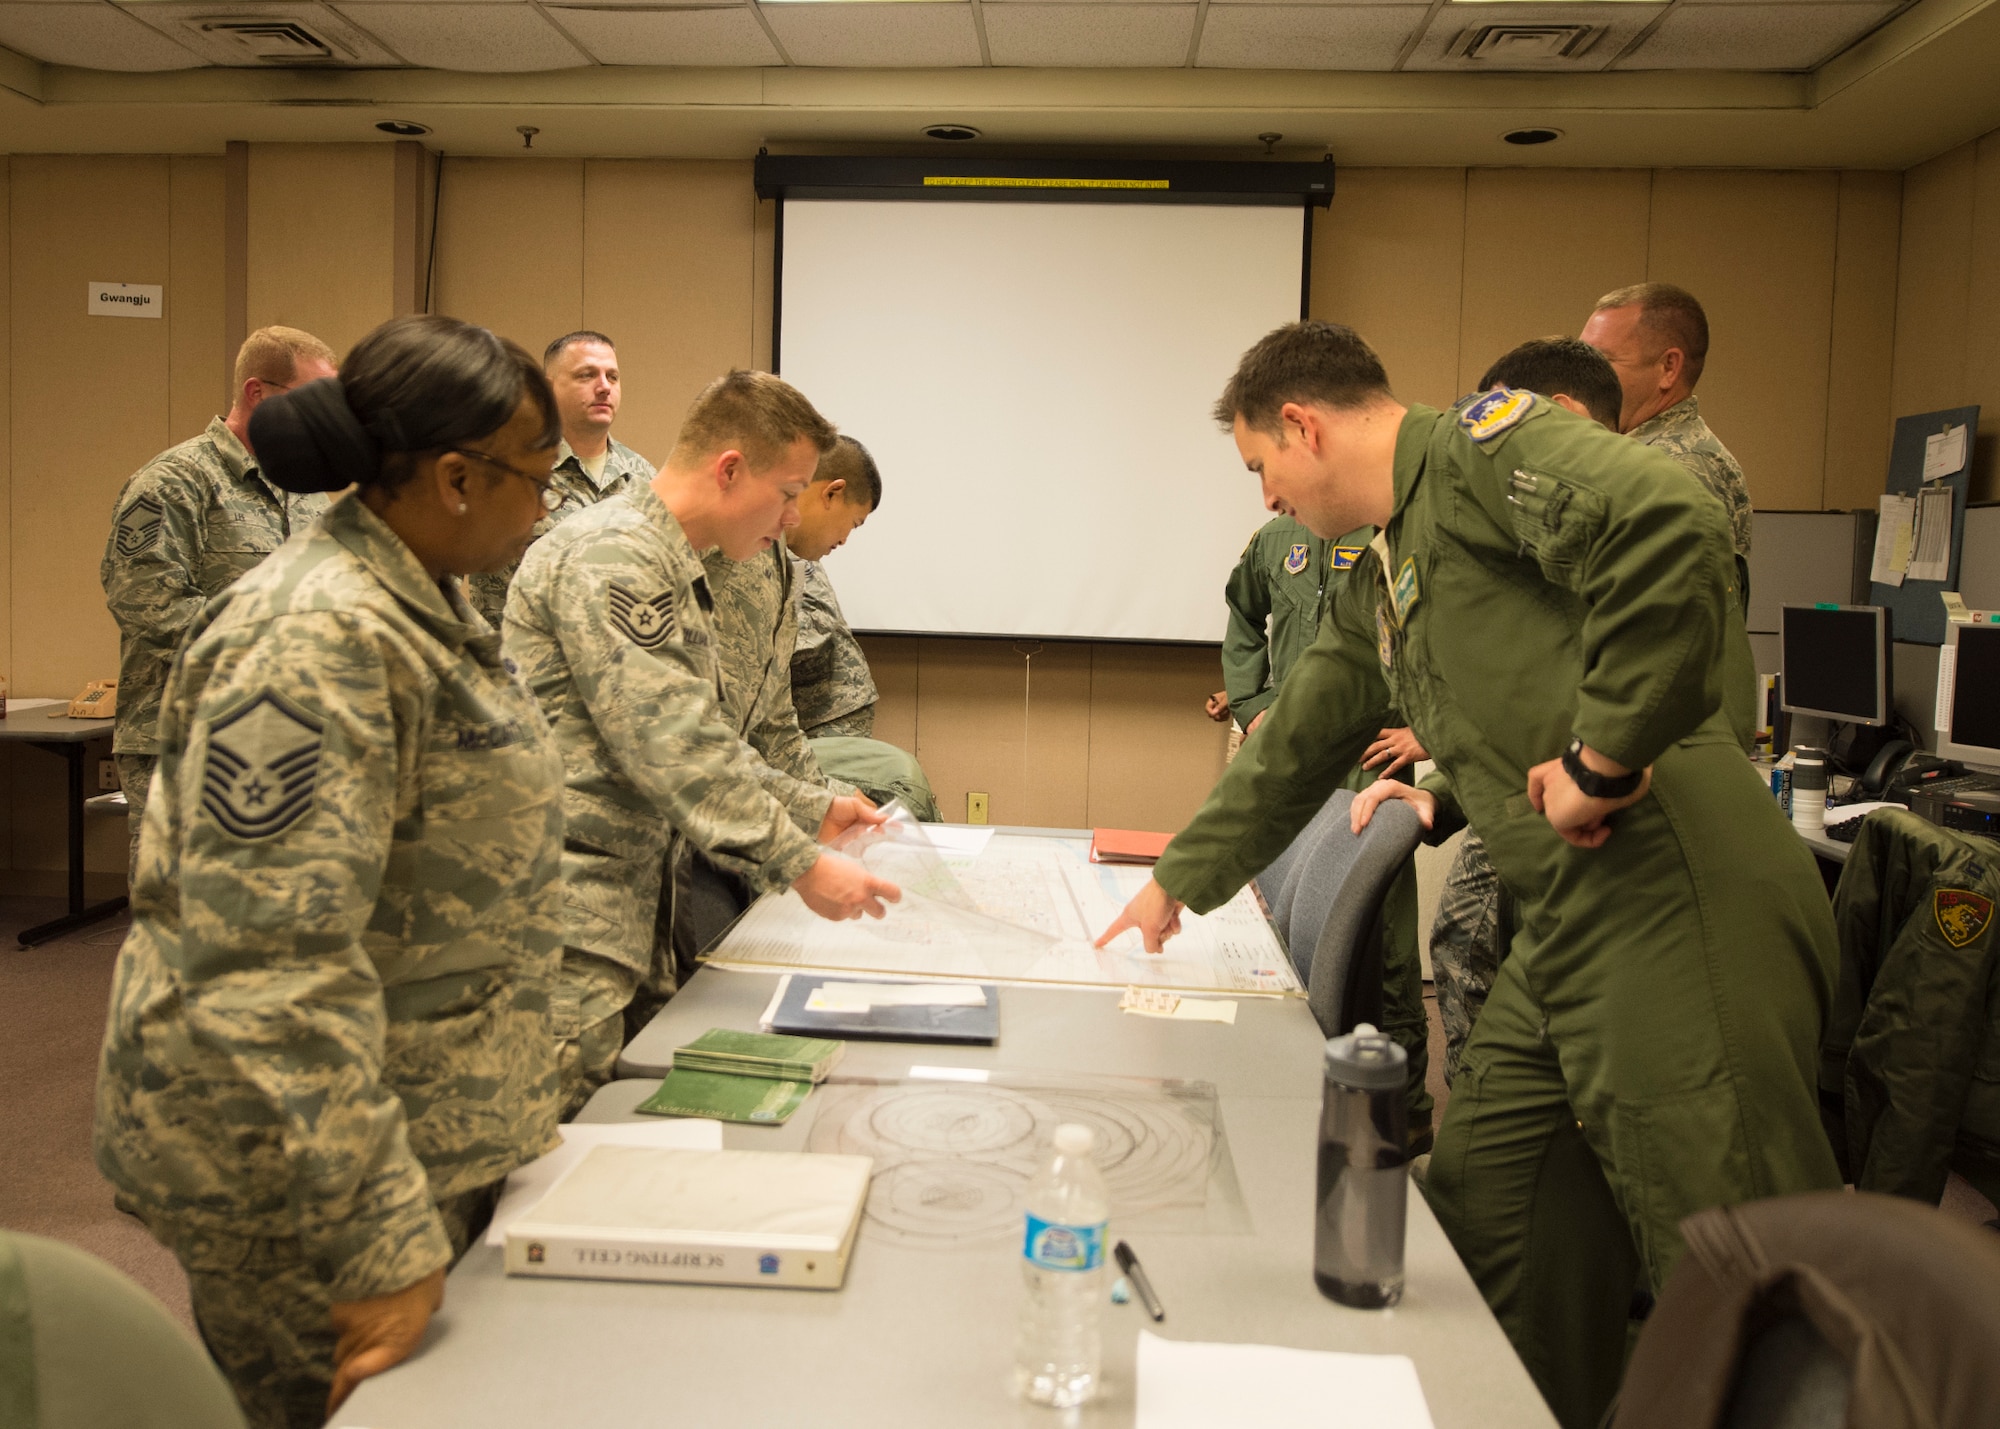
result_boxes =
[1868,405,1980,645]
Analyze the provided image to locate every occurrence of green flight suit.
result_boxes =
[1155,392,1840,1429]
[1223,515,1431,1142]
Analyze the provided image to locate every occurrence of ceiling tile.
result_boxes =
[0,2,205,67]
[1403,2,1665,70]
[984,4,1193,65]
[1614,2,1898,68]
[544,5,780,63]
[1196,4,1425,69]
[761,2,981,65]
[334,3,591,67]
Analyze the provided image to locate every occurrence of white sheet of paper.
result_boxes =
[1924,424,1968,481]
[920,824,998,858]
[1135,1331,1436,1429]
[1936,645,1957,734]
[807,981,989,1012]
[1907,487,1954,582]
[2,697,65,714]
[1870,494,1916,586]
[1941,591,1973,624]
[483,1119,725,1245]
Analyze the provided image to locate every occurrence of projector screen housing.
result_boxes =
[774,196,1314,644]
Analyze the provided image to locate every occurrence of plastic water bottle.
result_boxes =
[1315,1023,1408,1308]
[1015,1122,1108,1407]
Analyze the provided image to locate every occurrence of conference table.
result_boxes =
[339,827,1557,1429]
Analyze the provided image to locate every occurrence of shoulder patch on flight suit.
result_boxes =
[607,582,676,650]
[1459,388,1536,444]
[201,691,324,841]
[1284,543,1310,575]
[1390,558,1421,626]
[116,495,165,558]
[1375,605,1395,670]
[1935,889,1993,948]
[1331,546,1363,571]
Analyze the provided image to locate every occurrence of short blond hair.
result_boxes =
[671,370,837,470]
[1593,283,1709,386]
[234,325,336,391]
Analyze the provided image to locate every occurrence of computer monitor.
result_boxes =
[1936,618,2000,770]
[1780,604,1892,726]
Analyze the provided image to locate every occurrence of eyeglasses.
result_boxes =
[451,448,562,511]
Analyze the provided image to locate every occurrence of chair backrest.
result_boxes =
[1253,788,1363,946]
[1270,788,1423,1036]
[1612,1191,2000,1429]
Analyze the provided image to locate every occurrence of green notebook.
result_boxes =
[672,1028,846,1084]
[635,1068,813,1125]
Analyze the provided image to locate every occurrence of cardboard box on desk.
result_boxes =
[504,1144,872,1290]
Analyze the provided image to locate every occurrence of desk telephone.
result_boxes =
[68,679,117,719]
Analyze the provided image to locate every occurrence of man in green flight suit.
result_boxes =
[1220,513,1433,1147]
[1102,321,1840,1429]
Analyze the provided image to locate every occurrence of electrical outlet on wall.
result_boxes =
[967,792,989,825]
[98,759,121,792]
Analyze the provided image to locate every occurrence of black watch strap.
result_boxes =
[1562,737,1643,800]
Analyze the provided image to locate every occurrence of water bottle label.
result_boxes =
[1023,1215,1104,1272]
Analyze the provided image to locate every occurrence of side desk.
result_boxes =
[0,707,126,946]
[342,878,1558,1428]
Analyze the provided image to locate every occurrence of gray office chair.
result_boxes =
[1254,787,1424,1037]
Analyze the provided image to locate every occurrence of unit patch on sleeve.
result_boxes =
[115,495,165,558]
[1330,546,1364,572]
[1935,888,1994,948]
[1284,543,1310,575]
[201,691,325,841]
[1459,388,1535,443]
[607,582,676,650]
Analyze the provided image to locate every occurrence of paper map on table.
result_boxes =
[709,823,1300,997]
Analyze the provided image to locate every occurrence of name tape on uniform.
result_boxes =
[89,282,163,319]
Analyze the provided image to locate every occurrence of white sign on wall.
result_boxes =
[88,282,163,318]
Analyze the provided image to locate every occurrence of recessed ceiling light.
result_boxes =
[375,120,431,137]
[1502,127,1564,146]
[923,124,981,142]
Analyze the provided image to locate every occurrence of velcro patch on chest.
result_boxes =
[116,495,165,558]
[201,691,325,841]
[1284,543,1310,575]
[1331,546,1364,571]
[1459,388,1536,443]
[1935,888,1994,948]
[608,582,676,650]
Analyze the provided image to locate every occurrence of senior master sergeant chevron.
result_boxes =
[1099,321,1840,1429]
[505,369,899,1115]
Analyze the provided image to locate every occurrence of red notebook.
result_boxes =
[1090,828,1173,865]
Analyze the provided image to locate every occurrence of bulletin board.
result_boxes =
[1868,405,1981,645]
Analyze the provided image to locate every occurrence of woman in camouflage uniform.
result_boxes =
[94,316,568,1429]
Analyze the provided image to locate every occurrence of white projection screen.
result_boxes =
[776,199,1306,642]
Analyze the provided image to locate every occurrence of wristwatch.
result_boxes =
[1561,737,1644,800]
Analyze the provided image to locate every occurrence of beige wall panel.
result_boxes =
[246,144,394,359]
[1458,169,1652,395]
[1822,171,1903,511]
[0,159,12,685]
[10,156,169,701]
[913,638,1090,828]
[1649,170,1839,512]
[1889,142,1976,424]
[1311,169,1465,409]
[752,196,775,373]
[582,160,757,468]
[855,633,919,754]
[434,158,584,357]
[168,156,227,440]
[1084,643,1228,833]
[1967,133,2000,503]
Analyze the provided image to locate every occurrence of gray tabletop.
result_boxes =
[1798,825,1852,865]
[340,969,1556,1427]
[0,707,114,743]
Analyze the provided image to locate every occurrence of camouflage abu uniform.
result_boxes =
[466,437,653,629]
[100,418,329,857]
[791,557,879,739]
[94,496,566,1429]
[1428,395,1757,1085]
[504,486,829,1115]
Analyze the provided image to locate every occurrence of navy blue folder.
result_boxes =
[769,976,999,1045]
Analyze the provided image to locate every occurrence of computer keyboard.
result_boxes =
[1910,774,2000,798]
